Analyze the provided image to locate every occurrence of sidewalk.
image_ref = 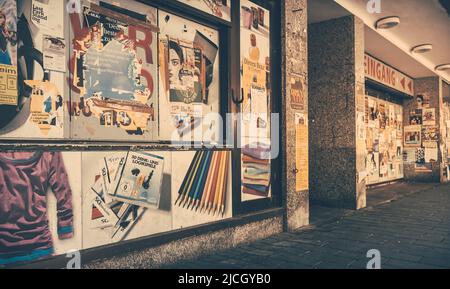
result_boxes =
[163,182,450,269]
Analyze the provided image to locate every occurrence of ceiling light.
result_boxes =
[411,44,433,54]
[375,16,400,29]
[435,64,450,71]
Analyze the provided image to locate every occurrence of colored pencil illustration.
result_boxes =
[176,150,229,216]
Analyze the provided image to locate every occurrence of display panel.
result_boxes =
[240,0,272,201]
[69,0,159,140]
[365,96,404,184]
[0,149,232,266]
[0,0,70,139]
[158,10,221,142]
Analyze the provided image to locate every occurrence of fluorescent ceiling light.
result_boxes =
[435,64,450,71]
[375,16,400,29]
[411,44,433,54]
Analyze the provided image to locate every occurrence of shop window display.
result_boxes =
[240,0,272,201]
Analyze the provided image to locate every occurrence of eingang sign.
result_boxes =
[364,54,414,96]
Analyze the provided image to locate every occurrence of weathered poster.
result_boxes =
[425,147,438,163]
[0,0,68,139]
[422,108,436,126]
[43,35,66,72]
[70,1,158,140]
[0,64,16,105]
[404,125,422,147]
[422,125,439,142]
[158,11,220,142]
[0,0,17,105]
[290,76,305,111]
[176,0,231,21]
[403,148,415,163]
[295,113,308,191]
[367,152,379,183]
[410,109,423,125]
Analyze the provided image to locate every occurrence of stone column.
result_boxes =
[308,15,366,210]
[281,0,310,230]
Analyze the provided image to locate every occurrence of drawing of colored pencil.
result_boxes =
[184,151,207,208]
[205,151,222,213]
[189,151,212,210]
[178,151,203,207]
[175,151,200,206]
[193,152,212,210]
[220,151,230,216]
[175,151,201,206]
[198,151,218,212]
[211,151,225,215]
[216,151,229,216]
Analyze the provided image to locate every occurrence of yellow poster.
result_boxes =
[295,113,309,191]
[242,57,266,111]
[0,64,18,105]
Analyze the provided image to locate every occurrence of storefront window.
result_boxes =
[0,0,280,267]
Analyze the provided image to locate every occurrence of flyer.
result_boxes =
[43,35,66,72]
[0,63,17,105]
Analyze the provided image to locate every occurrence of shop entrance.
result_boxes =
[365,87,404,186]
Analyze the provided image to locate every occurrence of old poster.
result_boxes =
[0,0,17,106]
[177,0,231,21]
[158,11,220,142]
[70,1,158,141]
[425,147,438,163]
[0,0,68,139]
[422,126,439,142]
[410,109,423,125]
[43,35,66,72]
[290,76,305,111]
[295,113,308,191]
[403,148,416,163]
[422,108,436,126]
[404,125,421,147]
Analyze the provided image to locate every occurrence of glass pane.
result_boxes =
[239,0,272,201]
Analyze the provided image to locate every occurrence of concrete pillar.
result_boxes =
[403,77,444,183]
[281,0,310,230]
[308,15,366,210]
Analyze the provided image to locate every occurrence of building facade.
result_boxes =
[0,0,449,268]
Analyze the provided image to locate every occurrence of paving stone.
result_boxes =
[162,183,450,269]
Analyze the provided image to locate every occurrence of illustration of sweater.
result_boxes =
[0,152,73,266]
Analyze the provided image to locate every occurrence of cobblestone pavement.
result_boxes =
[163,182,450,269]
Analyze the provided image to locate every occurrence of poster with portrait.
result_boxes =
[69,0,158,141]
[176,0,231,22]
[0,0,69,139]
[158,11,220,142]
